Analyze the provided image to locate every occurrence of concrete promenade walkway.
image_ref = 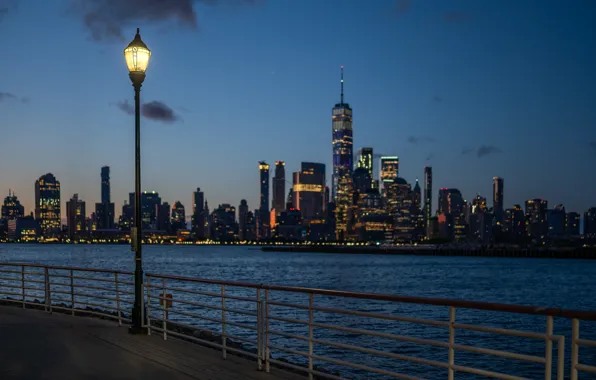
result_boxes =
[0,306,302,380]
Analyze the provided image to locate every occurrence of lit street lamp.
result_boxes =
[124,28,151,334]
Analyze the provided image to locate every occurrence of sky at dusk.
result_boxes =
[0,0,595,220]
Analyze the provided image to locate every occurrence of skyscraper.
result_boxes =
[238,199,249,240]
[258,161,271,239]
[380,156,399,191]
[35,173,61,237]
[272,161,286,215]
[2,190,24,220]
[66,193,86,238]
[191,188,205,238]
[584,207,596,238]
[332,66,353,239]
[424,166,432,231]
[525,198,548,240]
[292,162,326,221]
[170,201,186,233]
[96,166,115,229]
[493,177,504,222]
[101,166,110,203]
[357,148,373,177]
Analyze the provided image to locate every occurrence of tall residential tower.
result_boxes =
[424,166,432,231]
[272,161,286,215]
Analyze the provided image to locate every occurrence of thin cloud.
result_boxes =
[433,96,443,103]
[444,12,473,23]
[113,99,180,123]
[477,145,501,158]
[461,147,474,155]
[0,91,28,103]
[142,101,179,123]
[408,136,434,144]
[71,0,258,42]
[0,0,16,22]
[0,92,17,101]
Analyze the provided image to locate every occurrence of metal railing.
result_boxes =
[0,262,595,379]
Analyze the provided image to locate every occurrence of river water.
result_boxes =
[0,244,594,379]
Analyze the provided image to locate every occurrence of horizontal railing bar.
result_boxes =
[224,320,258,332]
[313,305,449,327]
[0,291,23,297]
[148,295,222,312]
[268,329,310,342]
[52,305,120,321]
[224,307,258,317]
[268,300,310,310]
[451,343,545,363]
[311,321,450,348]
[268,315,309,326]
[577,338,596,347]
[154,307,221,324]
[53,275,116,284]
[147,273,262,289]
[311,353,424,380]
[451,364,527,380]
[0,269,24,275]
[453,323,554,340]
[22,279,45,284]
[313,337,449,369]
[48,282,71,287]
[576,363,596,373]
[268,358,347,380]
[69,283,117,293]
[160,285,260,302]
[0,262,133,275]
[0,276,22,281]
[0,284,44,292]
[223,332,258,345]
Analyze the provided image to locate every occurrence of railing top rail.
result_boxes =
[0,262,133,276]
[146,272,596,321]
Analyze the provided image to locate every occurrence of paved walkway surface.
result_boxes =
[0,306,303,380]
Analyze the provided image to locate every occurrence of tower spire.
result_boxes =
[340,65,344,104]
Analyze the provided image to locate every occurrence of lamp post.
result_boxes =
[124,28,151,334]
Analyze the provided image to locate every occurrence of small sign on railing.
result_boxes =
[160,293,173,308]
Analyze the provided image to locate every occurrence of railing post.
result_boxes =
[308,293,314,380]
[256,288,261,370]
[222,284,227,359]
[545,316,553,380]
[115,272,122,326]
[556,336,565,380]
[20,265,25,309]
[44,267,51,313]
[448,306,456,380]
[265,289,270,373]
[571,319,579,380]
[162,278,167,341]
[146,275,151,334]
[70,269,75,316]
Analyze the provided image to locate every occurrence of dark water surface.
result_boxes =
[0,244,594,379]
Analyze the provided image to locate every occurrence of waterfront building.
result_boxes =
[547,205,566,236]
[238,199,249,240]
[191,188,205,239]
[258,162,270,240]
[412,179,421,211]
[170,201,186,233]
[35,173,61,237]
[95,166,115,230]
[292,162,326,222]
[332,66,353,240]
[566,212,580,236]
[210,204,238,241]
[272,161,286,216]
[525,198,548,241]
[504,205,526,239]
[356,147,373,178]
[584,207,596,238]
[352,167,372,194]
[157,202,171,232]
[493,177,504,223]
[1,190,24,220]
[7,216,39,242]
[129,191,162,230]
[119,201,133,231]
[380,156,399,193]
[424,166,432,234]
[66,193,86,238]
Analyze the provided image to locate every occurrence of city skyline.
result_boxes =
[1,0,596,218]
